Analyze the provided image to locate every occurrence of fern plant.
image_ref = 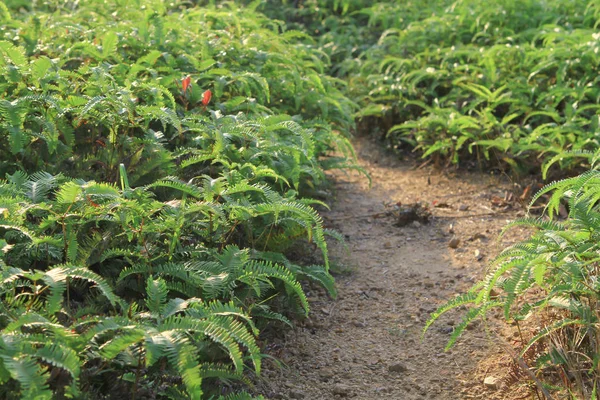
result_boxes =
[268,0,600,174]
[0,0,364,398]
[0,166,336,398]
[426,170,600,397]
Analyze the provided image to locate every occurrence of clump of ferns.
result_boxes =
[175,113,362,197]
[425,169,600,398]
[0,264,265,399]
[0,210,268,398]
[0,171,330,398]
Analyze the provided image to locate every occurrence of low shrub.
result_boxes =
[0,0,359,397]
[426,169,600,398]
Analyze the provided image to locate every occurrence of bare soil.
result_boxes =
[256,138,536,399]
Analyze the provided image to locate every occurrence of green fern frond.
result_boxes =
[34,343,80,380]
[445,301,501,350]
[146,277,168,317]
[0,352,51,399]
[242,260,309,315]
[23,172,60,203]
[98,328,145,360]
[146,177,203,198]
[250,305,292,327]
[423,291,479,335]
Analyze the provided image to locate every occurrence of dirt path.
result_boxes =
[257,138,530,399]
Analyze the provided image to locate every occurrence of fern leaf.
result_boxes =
[146,277,168,317]
[98,329,145,360]
[146,177,203,198]
[1,354,51,399]
[35,343,80,379]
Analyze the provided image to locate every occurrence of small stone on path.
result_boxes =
[319,368,334,381]
[474,249,483,260]
[388,362,408,373]
[483,376,500,390]
[332,384,352,397]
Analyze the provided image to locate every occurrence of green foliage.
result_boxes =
[0,0,359,398]
[0,171,333,398]
[425,170,600,397]
[261,0,600,175]
[0,0,356,182]
[367,0,600,173]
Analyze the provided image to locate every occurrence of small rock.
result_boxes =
[412,220,421,228]
[289,390,305,399]
[471,232,487,241]
[458,204,469,211]
[474,249,483,261]
[448,237,460,249]
[384,241,392,249]
[438,326,453,334]
[483,376,500,390]
[388,362,408,373]
[448,223,455,234]
[332,384,351,397]
[319,368,335,381]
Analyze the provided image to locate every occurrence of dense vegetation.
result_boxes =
[264,0,600,176]
[427,171,600,398]
[5,0,600,398]
[0,0,357,398]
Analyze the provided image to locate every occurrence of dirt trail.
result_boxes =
[258,138,530,399]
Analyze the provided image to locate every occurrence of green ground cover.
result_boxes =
[265,0,600,176]
[0,1,357,398]
[4,0,600,398]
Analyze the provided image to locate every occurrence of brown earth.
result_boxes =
[256,137,539,400]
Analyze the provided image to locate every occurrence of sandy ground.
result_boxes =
[256,137,537,400]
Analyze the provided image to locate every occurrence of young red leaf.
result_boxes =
[202,89,212,106]
[182,75,192,93]
[87,195,100,208]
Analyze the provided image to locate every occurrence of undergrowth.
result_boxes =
[6,0,600,398]
[0,0,359,398]
[258,1,600,397]
[260,0,600,177]
[425,169,600,398]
